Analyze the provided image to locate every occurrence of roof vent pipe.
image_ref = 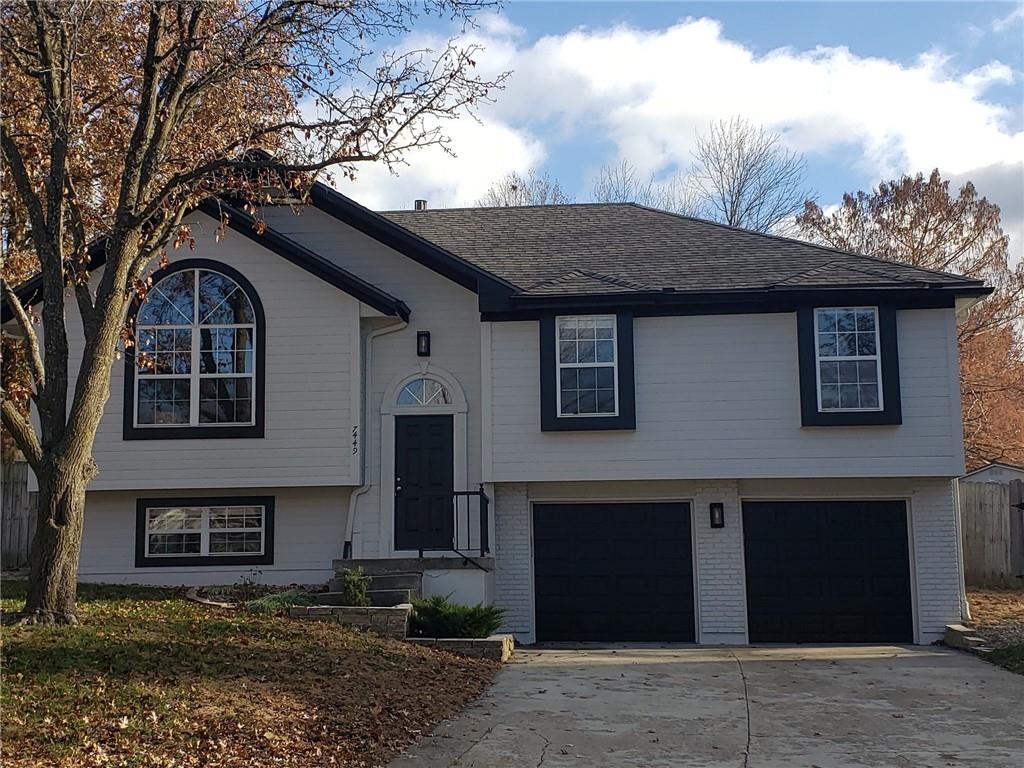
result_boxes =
[414,199,428,211]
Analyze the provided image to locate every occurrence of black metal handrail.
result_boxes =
[417,484,490,564]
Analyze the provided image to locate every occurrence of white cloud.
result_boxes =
[950,162,1024,265]
[993,5,1024,33]
[334,116,545,210]
[475,19,1022,180]
[474,10,525,40]
[332,14,1022,261]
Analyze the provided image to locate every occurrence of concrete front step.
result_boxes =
[333,556,494,575]
[369,588,413,607]
[944,624,991,652]
[315,588,414,607]
[328,572,423,597]
[366,573,423,591]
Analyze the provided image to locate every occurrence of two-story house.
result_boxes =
[7,182,990,645]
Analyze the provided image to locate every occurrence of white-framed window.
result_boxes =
[556,315,618,417]
[144,503,266,558]
[134,268,256,427]
[814,307,883,412]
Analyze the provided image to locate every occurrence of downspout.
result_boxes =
[952,477,971,621]
[950,302,971,622]
[343,317,408,559]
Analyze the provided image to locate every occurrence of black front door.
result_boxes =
[394,415,454,551]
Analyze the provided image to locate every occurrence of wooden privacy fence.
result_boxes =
[959,479,1024,586]
[2,461,37,570]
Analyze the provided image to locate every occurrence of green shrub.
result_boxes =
[409,595,505,638]
[244,590,318,615]
[336,567,371,607]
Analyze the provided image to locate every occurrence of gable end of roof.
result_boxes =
[307,183,517,301]
[2,202,411,324]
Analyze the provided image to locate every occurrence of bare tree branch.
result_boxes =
[592,160,697,215]
[478,169,574,207]
[691,117,815,234]
[1,397,43,470]
[1,279,45,392]
[0,121,50,259]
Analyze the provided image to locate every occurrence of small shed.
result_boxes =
[960,462,1024,485]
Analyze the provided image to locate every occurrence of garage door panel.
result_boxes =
[743,500,912,644]
[534,502,694,642]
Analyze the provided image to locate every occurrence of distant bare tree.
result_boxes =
[691,117,814,233]
[592,160,697,215]
[477,169,574,206]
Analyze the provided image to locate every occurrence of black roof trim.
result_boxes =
[480,283,993,320]
[307,182,517,300]
[1,237,118,324]
[202,199,409,321]
[2,202,411,324]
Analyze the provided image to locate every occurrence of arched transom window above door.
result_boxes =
[396,377,452,407]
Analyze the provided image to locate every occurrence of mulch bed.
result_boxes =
[0,582,498,768]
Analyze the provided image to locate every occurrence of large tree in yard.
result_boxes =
[0,0,504,623]
[798,170,1024,469]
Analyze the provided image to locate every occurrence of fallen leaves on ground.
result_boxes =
[967,588,1024,676]
[967,588,1024,647]
[0,582,498,767]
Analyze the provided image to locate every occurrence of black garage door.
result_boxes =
[533,503,694,642]
[743,501,913,643]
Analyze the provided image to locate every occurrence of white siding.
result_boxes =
[260,206,483,558]
[70,211,361,490]
[79,486,350,586]
[489,309,964,481]
[492,477,962,645]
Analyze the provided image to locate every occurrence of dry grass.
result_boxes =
[0,582,498,767]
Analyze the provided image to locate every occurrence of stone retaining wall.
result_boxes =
[406,635,515,661]
[288,604,410,639]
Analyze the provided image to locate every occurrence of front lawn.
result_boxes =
[0,581,498,767]
[967,587,1024,676]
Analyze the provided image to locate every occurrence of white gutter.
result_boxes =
[952,477,971,621]
[343,317,407,558]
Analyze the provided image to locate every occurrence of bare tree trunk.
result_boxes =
[21,460,94,625]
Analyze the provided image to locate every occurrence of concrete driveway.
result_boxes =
[390,646,1023,768]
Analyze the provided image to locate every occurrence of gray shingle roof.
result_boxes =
[381,203,982,297]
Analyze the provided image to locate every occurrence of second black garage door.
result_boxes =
[743,500,913,643]
[533,502,694,642]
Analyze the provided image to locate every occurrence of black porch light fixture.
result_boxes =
[709,503,725,529]
[417,330,431,357]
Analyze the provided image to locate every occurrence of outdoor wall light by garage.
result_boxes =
[417,330,431,357]
[709,503,725,529]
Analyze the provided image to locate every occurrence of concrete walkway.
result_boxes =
[390,645,1023,768]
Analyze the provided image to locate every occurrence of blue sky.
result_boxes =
[338,1,1024,259]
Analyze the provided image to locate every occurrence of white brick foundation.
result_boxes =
[493,483,533,641]
[692,481,747,643]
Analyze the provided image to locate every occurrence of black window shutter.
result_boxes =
[540,311,636,432]
[797,305,902,427]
